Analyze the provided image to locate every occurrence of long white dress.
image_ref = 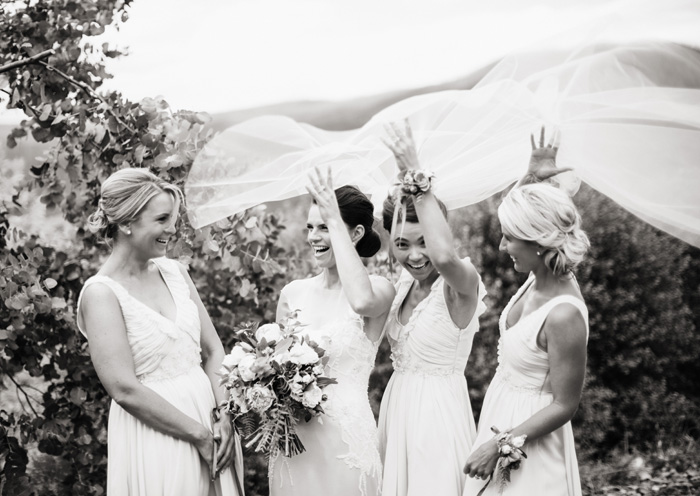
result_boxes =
[269,275,383,496]
[462,274,588,496]
[378,261,487,496]
[77,257,243,496]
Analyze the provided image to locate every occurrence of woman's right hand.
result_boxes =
[463,437,499,480]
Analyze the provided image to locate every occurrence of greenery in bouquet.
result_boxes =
[218,313,337,458]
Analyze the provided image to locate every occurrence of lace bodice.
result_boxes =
[77,257,203,383]
[385,259,487,377]
[495,274,589,394]
[279,275,382,486]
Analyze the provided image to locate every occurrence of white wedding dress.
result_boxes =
[269,274,383,496]
[77,257,243,496]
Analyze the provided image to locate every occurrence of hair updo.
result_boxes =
[498,183,590,277]
[87,168,183,243]
[315,185,381,257]
[381,194,448,233]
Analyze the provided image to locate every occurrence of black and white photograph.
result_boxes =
[1,0,699,495]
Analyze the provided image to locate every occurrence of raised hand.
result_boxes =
[306,166,342,224]
[383,119,420,172]
[526,126,572,182]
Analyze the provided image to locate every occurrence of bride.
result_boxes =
[269,167,395,496]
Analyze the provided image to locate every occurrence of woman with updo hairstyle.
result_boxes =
[270,168,395,496]
[377,122,487,496]
[463,129,590,496]
[77,168,244,495]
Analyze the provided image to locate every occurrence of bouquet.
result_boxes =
[218,312,337,457]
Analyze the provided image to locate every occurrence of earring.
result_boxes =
[126,230,131,235]
[536,250,541,256]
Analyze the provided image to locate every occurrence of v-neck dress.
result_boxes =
[377,259,487,496]
[462,274,588,496]
[77,257,243,496]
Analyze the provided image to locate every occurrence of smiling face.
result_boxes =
[306,204,336,269]
[390,222,438,282]
[126,192,178,259]
[499,231,540,273]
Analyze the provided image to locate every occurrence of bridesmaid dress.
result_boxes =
[378,259,487,496]
[462,274,588,496]
[78,257,243,496]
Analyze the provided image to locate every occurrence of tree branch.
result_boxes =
[4,373,40,417]
[37,60,137,135]
[0,49,55,74]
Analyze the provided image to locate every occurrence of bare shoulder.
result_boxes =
[544,300,588,344]
[81,281,119,309]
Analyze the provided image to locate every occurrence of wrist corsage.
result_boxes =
[476,426,527,496]
[396,169,435,197]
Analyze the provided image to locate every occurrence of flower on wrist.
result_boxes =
[476,427,527,496]
[397,169,435,196]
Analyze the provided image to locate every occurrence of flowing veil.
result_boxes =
[186,0,700,248]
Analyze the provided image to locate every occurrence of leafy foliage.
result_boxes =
[0,2,299,494]
[1,2,699,495]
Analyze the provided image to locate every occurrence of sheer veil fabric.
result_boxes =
[186,0,700,248]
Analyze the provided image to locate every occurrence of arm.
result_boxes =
[306,167,395,319]
[176,262,236,474]
[384,122,480,299]
[80,283,215,466]
[464,303,587,479]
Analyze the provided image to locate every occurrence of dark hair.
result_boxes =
[314,185,381,257]
[381,194,447,233]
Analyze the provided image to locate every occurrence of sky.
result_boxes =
[1,0,697,123]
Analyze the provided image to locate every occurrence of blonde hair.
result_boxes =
[498,183,589,276]
[87,168,183,242]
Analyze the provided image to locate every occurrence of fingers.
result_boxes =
[530,132,536,150]
[539,125,545,147]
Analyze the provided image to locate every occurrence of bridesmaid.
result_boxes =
[462,130,590,496]
[77,168,243,495]
[377,122,487,496]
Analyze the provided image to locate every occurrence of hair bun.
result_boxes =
[356,228,381,258]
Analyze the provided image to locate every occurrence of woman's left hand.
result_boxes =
[212,411,236,476]
[463,437,499,480]
[383,119,420,172]
[527,126,572,182]
[306,166,342,224]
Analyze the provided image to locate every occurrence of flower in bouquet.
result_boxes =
[218,312,337,458]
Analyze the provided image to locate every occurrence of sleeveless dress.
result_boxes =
[462,274,588,496]
[378,260,487,496]
[77,257,244,496]
[269,275,383,496]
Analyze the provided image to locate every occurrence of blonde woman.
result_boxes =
[463,133,590,496]
[77,168,243,495]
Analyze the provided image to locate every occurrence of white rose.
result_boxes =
[288,342,319,366]
[222,346,249,369]
[255,323,284,343]
[245,385,275,413]
[237,354,258,382]
[301,383,323,409]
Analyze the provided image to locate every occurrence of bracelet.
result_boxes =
[397,169,435,196]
